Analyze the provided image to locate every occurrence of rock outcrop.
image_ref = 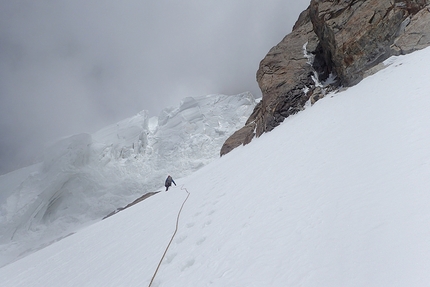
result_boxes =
[103,191,160,219]
[391,4,430,54]
[221,7,324,156]
[309,0,429,86]
[221,0,430,156]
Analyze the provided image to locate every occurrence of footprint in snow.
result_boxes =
[181,258,195,271]
[196,237,206,245]
[176,235,187,244]
[202,220,212,228]
[186,222,195,228]
[164,252,177,264]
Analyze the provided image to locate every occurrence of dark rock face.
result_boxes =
[391,5,430,54]
[254,8,320,136]
[103,191,159,219]
[221,7,323,156]
[219,119,256,156]
[221,0,430,156]
[309,0,429,86]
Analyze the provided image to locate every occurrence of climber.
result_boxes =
[165,175,176,191]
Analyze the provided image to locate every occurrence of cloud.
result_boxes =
[0,0,309,174]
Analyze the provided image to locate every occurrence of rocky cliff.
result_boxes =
[221,0,430,156]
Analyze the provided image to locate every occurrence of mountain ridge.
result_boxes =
[1,46,430,285]
[221,0,430,155]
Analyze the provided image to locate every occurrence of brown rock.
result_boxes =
[255,7,322,134]
[221,1,430,156]
[220,121,256,156]
[102,191,160,219]
[392,5,430,54]
[221,7,323,156]
[309,0,429,86]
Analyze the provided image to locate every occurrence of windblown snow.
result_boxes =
[1,46,430,286]
[0,92,257,267]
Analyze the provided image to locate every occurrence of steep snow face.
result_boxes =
[1,47,430,286]
[0,92,257,267]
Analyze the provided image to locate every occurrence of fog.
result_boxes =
[0,0,309,174]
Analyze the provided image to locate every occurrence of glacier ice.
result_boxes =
[0,92,257,267]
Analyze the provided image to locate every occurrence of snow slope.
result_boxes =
[0,92,257,267]
[1,47,430,286]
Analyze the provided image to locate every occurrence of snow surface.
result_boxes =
[0,92,257,267]
[1,46,430,286]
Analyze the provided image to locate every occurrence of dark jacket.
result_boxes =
[165,175,176,187]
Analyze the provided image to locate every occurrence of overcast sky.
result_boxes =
[0,0,309,175]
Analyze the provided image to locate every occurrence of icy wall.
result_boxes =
[0,92,257,267]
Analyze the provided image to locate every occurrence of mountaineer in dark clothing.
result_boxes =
[165,175,176,191]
